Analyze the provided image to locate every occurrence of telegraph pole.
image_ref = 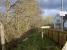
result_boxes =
[61,0,63,11]
[61,0,64,31]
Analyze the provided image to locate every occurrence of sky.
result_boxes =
[0,0,17,14]
[0,0,67,16]
[39,0,67,16]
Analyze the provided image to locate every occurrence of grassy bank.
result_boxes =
[12,29,61,50]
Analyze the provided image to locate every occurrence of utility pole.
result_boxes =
[61,0,64,31]
[61,0,63,11]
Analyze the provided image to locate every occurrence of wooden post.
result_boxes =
[0,22,5,50]
[42,31,44,39]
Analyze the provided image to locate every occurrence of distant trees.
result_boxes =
[42,16,54,26]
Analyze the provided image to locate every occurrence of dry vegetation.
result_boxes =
[42,16,54,25]
[0,0,43,42]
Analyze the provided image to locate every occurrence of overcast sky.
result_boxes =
[0,0,17,14]
[0,0,67,16]
[39,0,67,16]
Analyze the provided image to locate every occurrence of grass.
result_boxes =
[13,29,61,50]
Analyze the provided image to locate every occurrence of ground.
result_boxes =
[12,29,61,50]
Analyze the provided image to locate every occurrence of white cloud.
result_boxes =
[41,9,60,16]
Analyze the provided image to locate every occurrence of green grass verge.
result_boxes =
[13,29,61,50]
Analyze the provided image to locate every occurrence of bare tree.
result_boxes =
[0,0,43,42]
